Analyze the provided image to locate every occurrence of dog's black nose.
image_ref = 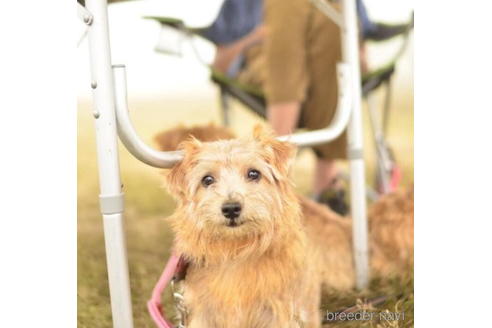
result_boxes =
[221,202,242,220]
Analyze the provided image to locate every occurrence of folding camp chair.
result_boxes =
[146,9,413,200]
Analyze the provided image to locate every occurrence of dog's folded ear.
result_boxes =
[252,125,297,180]
[165,137,202,199]
[178,136,203,155]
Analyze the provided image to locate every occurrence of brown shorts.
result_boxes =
[238,0,346,160]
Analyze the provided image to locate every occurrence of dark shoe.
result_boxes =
[318,189,349,216]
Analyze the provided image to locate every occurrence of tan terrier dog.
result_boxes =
[166,127,324,327]
[161,125,413,328]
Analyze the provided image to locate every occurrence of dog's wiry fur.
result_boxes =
[159,125,413,328]
[298,191,413,292]
[368,187,414,276]
[167,127,313,327]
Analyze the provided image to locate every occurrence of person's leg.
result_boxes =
[267,101,301,135]
[296,4,348,214]
[268,101,344,205]
[240,0,346,209]
[312,158,340,198]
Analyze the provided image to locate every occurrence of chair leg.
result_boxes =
[220,88,231,127]
[366,93,392,194]
[382,80,393,137]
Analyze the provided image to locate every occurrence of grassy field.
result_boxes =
[78,87,413,327]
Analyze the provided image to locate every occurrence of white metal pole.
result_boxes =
[84,0,134,327]
[340,0,370,289]
[113,65,184,168]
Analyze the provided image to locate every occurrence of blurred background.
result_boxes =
[77,1,413,327]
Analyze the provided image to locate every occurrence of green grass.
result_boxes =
[77,88,413,327]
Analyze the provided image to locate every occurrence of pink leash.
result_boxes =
[389,165,402,192]
[147,253,182,328]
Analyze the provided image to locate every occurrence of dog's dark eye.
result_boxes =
[247,169,261,181]
[201,175,215,187]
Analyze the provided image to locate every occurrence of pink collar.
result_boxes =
[147,253,188,328]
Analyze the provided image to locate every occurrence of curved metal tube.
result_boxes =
[277,63,352,147]
[113,63,352,168]
[113,65,184,168]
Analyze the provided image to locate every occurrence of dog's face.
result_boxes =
[167,127,297,238]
